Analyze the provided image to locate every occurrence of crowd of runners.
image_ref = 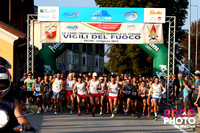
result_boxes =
[15,71,200,121]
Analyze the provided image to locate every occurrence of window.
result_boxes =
[82,57,86,65]
[73,44,79,51]
[58,53,64,63]
[95,44,99,54]
[73,54,79,64]
[87,44,93,54]
[87,55,92,66]
[82,44,86,52]
[96,58,98,66]
[100,44,104,55]
[67,53,71,64]
[99,58,104,66]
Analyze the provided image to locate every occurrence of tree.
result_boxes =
[180,20,200,73]
[95,0,188,76]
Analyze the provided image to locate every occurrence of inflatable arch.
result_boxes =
[39,43,168,77]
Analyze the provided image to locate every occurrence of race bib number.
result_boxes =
[132,92,137,96]
[27,87,32,91]
[125,91,131,94]
[36,87,40,91]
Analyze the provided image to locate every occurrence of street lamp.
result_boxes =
[188,0,191,73]
[191,4,198,71]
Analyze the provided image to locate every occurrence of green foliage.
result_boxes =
[96,0,188,76]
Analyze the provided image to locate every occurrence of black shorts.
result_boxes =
[138,96,146,102]
[123,94,132,102]
[26,91,33,98]
[131,95,138,100]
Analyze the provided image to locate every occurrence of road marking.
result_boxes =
[160,116,187,133]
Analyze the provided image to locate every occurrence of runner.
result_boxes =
[147,80,154,117]
[87,72,99,117]
[84,75,90,114]
[98,77,106,115]
[24,72,34,106]
[42,75,50,112]
[122,79,133,116]
[52,73,62,115]
[64,73,75,115]
[131,77,138,116]
[149,77,166,121]
[32,77,43,113]
[108,75,119,118]
[138,80,148,118]
[73,76,87,116]
[104,76,110,114]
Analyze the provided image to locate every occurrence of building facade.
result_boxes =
[56,44,104,73]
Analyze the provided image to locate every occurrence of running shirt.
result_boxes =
[109,82,118,97]
[66,79,75,91]
[139,85,147,97]
[195,80,200,94]
[124,84,132,95]
[152,83,166,98]
[183,87,189,96]
[89,80,99,94]
[132,84,138,96]
[76,82,86,95]
[33,83,42,96]
[52,78,62,93]
[99,82,106,94]
[43,81,49,93]
[25,78,34,91]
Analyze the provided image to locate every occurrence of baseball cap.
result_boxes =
[68,73,73,77]
[100,77,103,80]
[195,70,200,74]
[92,72,97,77]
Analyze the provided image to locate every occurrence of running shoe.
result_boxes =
[147,113,150,117]
[100,111,103,115]
[54,111,57,115]
[138,114,141,118]
[70,111,73,115]
[151,108,154,113]
[154,116,158,121]
[67,105,71,109]
[124,110,128,116]
[131,113,135,117]
[142,112,146,116]
[111,114,114,118]
[114,107,117,114]
[92,112,95,117]
[37,108,40,114]
[106,110,109,114]
[78,112,81,116]
[86,110,89,114]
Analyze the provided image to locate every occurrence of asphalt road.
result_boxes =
[25,112,196,133]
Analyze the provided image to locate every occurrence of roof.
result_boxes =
[0,21,26,38]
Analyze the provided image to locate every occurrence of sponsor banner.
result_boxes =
[40,22,163,44]
[144,8,166,23]
[59,7,144,23]
[40,22,60,43]
[38,6,59,21]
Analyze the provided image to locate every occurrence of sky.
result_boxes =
[34,0,200,62]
